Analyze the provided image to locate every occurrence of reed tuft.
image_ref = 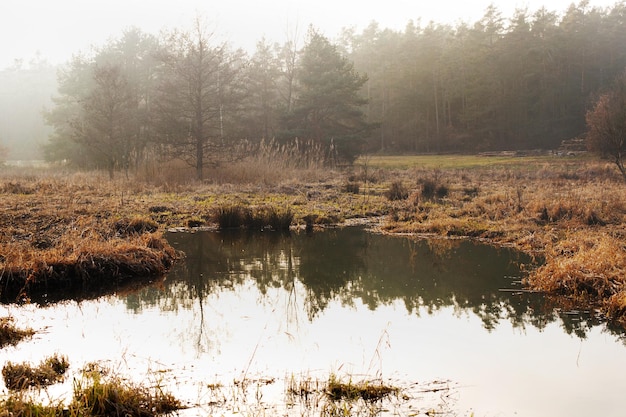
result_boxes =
[73,373,183,417]
[2,354,69,390]
[0,317,34,348]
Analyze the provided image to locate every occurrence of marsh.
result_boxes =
[2,227,625,416]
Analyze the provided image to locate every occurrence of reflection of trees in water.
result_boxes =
[125,228,614,339]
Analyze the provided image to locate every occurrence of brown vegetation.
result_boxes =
[1,155,626,326]
[0,171,183,303]
[72,369,183,417]
[2,354,69,390]
[0,317,34,348]
[379,157,626,326]
[0,362,183,417]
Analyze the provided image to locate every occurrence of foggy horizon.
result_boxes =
[2,0,618,70]
[2,0,624,161]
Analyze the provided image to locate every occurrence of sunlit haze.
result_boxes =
[1,0,617,69]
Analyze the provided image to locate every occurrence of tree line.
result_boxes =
[341,1,626,153]
[45,19,369,179]
[44,2,626,179]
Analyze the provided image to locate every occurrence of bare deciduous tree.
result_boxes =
[155,16,243,180]
[586,71,626,181]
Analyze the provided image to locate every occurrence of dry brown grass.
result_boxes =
[0,362,183,417]
[72,369,183,417]
[2,354,69,391]
[2,156,626,325]
[525,230,626,320]
[0,317,34,348]
[0,169,184,303]
[381,158,626,324]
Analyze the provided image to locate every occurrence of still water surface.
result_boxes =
[2,228,626,416]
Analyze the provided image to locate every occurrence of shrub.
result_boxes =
[435,184,449,199]
[421,179,437,200]
[186,218,205,228]
[385,181,409,201]
[344,181,360,194]
[463,186,479,198]
[420,179,448,201]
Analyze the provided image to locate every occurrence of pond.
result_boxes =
[2,227,626,416]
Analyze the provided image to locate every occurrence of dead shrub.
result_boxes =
[344,181,360,194]
[463,186,479,199]
[435,183,449,199]
[419,178,449,201]
[585,209,606,226]
[385,181,409,201]
[421,179,437,200]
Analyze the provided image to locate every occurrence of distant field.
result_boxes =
[354,154,590,170]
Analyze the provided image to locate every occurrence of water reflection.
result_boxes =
[4,228,626,417]
[124,228,610,339]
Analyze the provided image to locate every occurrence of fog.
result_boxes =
[0,0,618,160]
[2,0,616,69]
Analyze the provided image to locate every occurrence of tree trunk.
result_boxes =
[615,153,626,182]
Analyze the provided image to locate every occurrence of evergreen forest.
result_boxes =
[2,2,626,176]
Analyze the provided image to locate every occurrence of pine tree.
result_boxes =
[282,29,371,163]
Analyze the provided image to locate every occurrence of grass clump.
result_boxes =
[385,181,409,201]
[344,181,360,194]
[287,373,399,403]
[524,231,626,320]
[0,233,181,303]
[2,354,69,390]
[326,374,398,402]
[266,207,294,231]
[420,178,448,201]
[0,363,183,417]
[114,216,159,236]
[0,317,34,348]
[0,395,64,416]
[215,204,293,231]
[286,373,401,417]
[73,373,182,417]
[214,205,246,229]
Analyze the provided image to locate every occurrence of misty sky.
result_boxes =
[1,0,618,69]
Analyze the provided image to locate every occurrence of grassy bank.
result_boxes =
[1,155,625,326]
[369,154,626,325]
